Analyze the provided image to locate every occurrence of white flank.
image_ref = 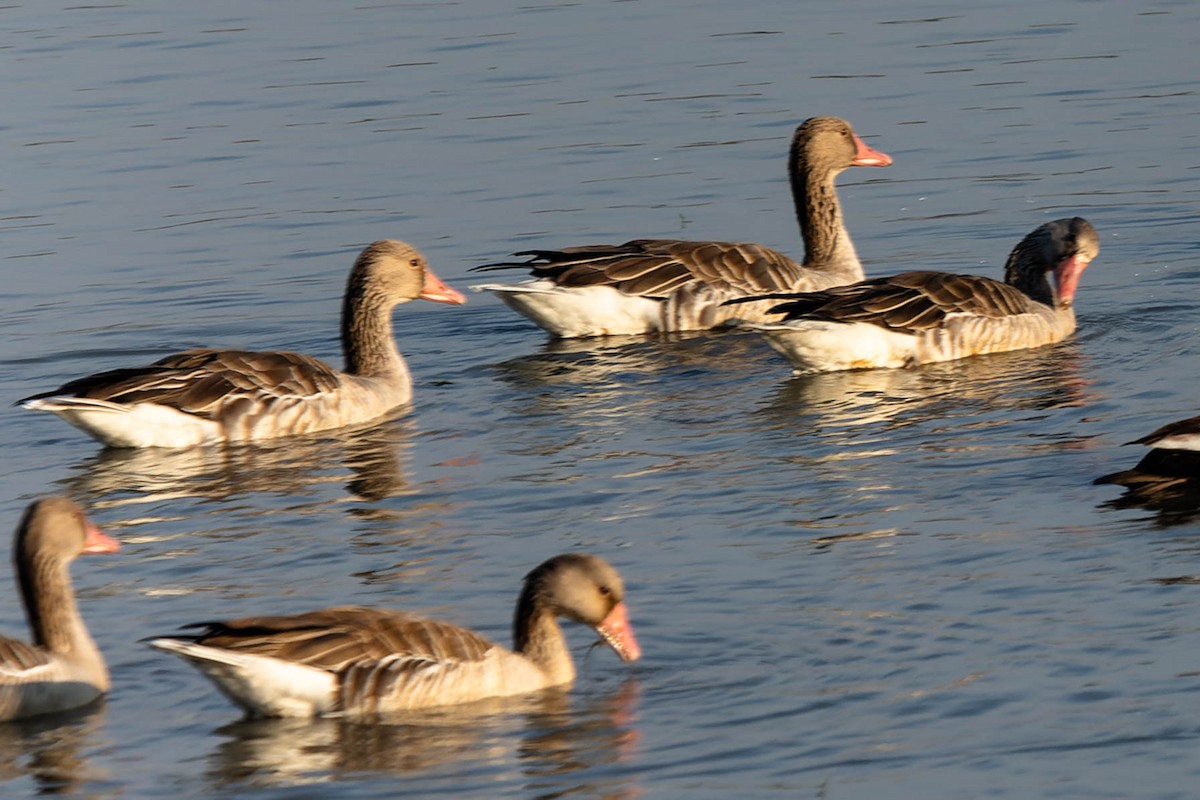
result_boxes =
[22,398,221,448]
[473,281,662,337]
[148,638,337,717]
[751,321,918,374]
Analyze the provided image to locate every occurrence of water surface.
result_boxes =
[1,1,1199,798]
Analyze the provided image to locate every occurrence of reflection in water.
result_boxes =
[55,418,417,508]
[202,678,641,794]
[1095,448,1200,526]
[494,329,757,391]
[518,678,642,798]
[496,333,1092,433]
[764,342,1093,433]
[0,703,107,794]
[491,331,774,435]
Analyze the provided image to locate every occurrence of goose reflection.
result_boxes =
[491,331,773,423]
[0,704,106,793]
[762,341,1092,433]
[201,676,641,792]
[495,329,767,385]
[54,418,416,507]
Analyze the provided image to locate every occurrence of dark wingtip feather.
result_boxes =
[721,292,805,307]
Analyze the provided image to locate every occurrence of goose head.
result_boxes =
[1005,217,1100,308]
[16,496,120,567]
[347,239,467,308]
[520,553,641,662]
[793,115,893,176]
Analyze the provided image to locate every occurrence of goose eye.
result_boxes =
[598,584,612,598]
[409,258,421,267]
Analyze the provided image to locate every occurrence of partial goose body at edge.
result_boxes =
[0,497,120,722]
[17,240,466,448]
[1094,414,1200,491]
[472,116,892,338]
[740,217,1100,374]
[1129,415,1200,452]
[147,554,641,719]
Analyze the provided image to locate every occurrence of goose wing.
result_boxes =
[18,348,344,417]
[0,637,52,677]
[173,606,498,674]
[765,271,1038,333]
[476,239,807,298]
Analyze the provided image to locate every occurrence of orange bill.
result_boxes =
[420,269,468,305]
[83,520,121,554]
[1053,253,1091,308]
[597,601,641,662]
[852,134,892,167]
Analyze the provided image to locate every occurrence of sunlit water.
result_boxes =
[1,1,1199,798]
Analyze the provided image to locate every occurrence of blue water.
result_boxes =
[1,1,1199,797]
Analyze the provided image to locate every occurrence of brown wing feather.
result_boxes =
[475,239,807,298]
[768,271,1040,334]
[179,606,498,673]
[20,348,343,415]
[0,636,52,673]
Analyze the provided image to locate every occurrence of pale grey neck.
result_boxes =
[793,164,863,282]
[513,597,576,686]
[340,289,410,381]
[19,555,106,682]
[511,578,576,686]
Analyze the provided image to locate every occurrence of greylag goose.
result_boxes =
[471,116,891,337]
[0,497,120,722]
[18,240,466,448]
[733,217,1099,374]
[147,553,640,719]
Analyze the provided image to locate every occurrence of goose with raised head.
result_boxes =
[0,497,120,722]
[471,116,891,337]
[147,553,641,719]
[18,240,466,448]
[734,217,1099,374]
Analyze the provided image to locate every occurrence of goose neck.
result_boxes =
[790,157,861,279]
[340,283,408,380]
[513,588,575,686]
[17,551,108,687]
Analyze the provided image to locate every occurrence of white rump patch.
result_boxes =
[148,638,336,717]
[472,281,662,337]
[750,321,918,374]
[22,397,220,448]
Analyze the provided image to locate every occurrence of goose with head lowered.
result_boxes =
[18,240,466,448]
[0,496,120,722]
[730,217,1099,374]
[147,553,640,719]
[471,116,891,337]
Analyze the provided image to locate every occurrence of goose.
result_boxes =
[471,116,891,337]
[18,240,466,448]
[0,496,120,722]
[733,217,1099,374]
[1095,414,1200,490]
[1126,415,1200,452]
[147,553,640,719]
